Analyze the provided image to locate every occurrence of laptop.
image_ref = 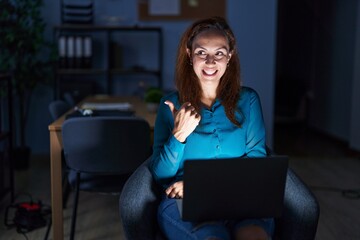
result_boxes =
[178,156,289,222]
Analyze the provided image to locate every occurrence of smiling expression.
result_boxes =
[187,29,232,88]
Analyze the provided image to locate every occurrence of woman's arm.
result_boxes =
[150,99,186,187]
[150,96,200,187]
[245,88,267,157]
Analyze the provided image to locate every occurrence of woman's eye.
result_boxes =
[196,50,206,55]
[215,52,227,60]
[194,50,227,60]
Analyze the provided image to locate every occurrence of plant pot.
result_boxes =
[13,146,31,170]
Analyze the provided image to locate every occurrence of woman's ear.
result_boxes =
[186,48,191,58]
[228,51,233,62]
[186,48,193,65]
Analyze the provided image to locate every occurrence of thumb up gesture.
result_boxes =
[165,100,201,143]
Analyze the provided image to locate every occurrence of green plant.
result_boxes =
[144,87,163,104]
[0,0,54,149]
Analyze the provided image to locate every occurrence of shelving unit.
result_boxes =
[53,25,163,99]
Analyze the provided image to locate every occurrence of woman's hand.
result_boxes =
[166,181,184,199]
[165,100,201,142]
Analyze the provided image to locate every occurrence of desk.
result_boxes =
[48,95,156,240]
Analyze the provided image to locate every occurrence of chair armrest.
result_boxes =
[275,168,320,240]
[119,157,162,239]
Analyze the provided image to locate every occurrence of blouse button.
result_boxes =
[216,145,220,149]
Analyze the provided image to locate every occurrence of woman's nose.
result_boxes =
[205,55,216,64]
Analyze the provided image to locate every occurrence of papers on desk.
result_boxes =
[81,102,133,111]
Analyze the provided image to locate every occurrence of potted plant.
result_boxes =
[144,87,163,113]
[0,0,54,169]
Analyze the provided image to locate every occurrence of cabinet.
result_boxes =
[0,73,14,203]
[53,25,163,99]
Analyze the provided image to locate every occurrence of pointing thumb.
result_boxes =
[164,100,176,117]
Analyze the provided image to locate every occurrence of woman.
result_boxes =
[150,17,273,240]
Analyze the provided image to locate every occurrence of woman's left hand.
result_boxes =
[165,181,184,199]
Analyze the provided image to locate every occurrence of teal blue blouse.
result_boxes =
[150,87,267,187]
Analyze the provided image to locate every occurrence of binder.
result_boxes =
[83,36,92,68]
[58,36,67,68]
[66,36,75,68]
[75,36,83,68]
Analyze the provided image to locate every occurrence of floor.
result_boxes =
[0,157,125,240]
[0,122,360,240]
[274,122,360,240]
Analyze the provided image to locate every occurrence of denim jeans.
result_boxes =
[157,196,275,240]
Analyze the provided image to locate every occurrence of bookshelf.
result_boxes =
[53,25,163,99]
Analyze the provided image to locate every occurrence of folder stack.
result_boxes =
[61,0,93,25]
[58,35,92,69]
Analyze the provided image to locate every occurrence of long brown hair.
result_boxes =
[175,16,242,127]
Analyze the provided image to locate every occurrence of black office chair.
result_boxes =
[120,155,320,240]
[48,100,70,121]
[63,92,76,107]
[62,116,152,240]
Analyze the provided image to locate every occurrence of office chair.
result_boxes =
[48,100,70,121]
[62,116,152,240]
[63,92,76,107]
[120,155,320,240]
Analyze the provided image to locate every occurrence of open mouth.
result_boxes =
[202,69,218,76]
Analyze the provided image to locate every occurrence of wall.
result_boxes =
[275,1,315,120]
[276,0,360,151]
[229,1,277,149]
[349,0,360,151]
[308,0,359,145]
[27,0,277,154]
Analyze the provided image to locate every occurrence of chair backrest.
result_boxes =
[49,100,71,120]
[63,92,76,106]
[62,117,151,175]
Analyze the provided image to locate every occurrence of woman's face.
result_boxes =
[187,29,232,89]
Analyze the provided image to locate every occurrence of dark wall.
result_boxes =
[275,0,358,144]
[275,0,315,119]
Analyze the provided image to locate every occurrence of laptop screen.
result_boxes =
[181,156,289,222]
